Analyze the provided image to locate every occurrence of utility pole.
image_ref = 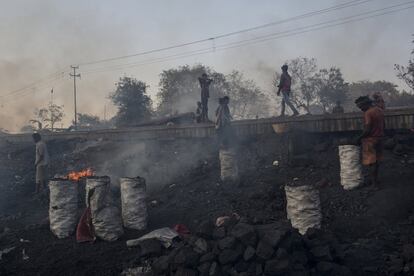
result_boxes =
[50,88,54,131]
[70,66,81,130]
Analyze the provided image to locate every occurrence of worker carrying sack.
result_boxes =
[338,145,363,190]
[49,179,78,238]
[120,177,147,230]
[285,184,322,235]
[219,149,239,182]
[86,176,123,241]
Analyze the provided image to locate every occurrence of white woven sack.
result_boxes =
[338,145,363,190]
[49,180,78,238]
[219,149,239,182]
[86,177,123,241]
[285,185,322,235]
[120,177,147,230]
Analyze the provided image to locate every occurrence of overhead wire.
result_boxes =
[77,0,378,67]
[2,0,411,102]
[80,1,414,75]
[0,0,380,99]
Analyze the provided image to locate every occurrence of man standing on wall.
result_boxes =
[32,133,50,194]
[355,96,385,187]
[198,73,213,122]
[277,65,299,117]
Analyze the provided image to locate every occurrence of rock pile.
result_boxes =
[132,219,352,276]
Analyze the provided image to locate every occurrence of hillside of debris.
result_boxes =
[0,131,414,275]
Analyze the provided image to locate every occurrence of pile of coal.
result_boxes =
[131,219,352,276]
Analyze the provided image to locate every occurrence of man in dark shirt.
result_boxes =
[277,65,299,116]
[198,73,213,122]
[355,96,385,186]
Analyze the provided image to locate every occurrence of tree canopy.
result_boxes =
[395,35,414,91]
[110,76,153,127]
[157,64,271,119]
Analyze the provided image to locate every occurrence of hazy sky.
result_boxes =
[0,0,413,132]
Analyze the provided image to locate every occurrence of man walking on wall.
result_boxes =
[277,64,299,117]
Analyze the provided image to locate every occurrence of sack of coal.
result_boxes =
[338,145,363,190]
[285,184,322,235]
[86,176,123,241]
[219,148,239,182]
[120,177,147,230]
[49,179,78,238]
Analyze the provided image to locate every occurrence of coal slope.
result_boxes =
[0,132,414,275]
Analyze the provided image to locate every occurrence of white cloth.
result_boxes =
[35,141,49,166]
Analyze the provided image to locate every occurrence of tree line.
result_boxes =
[22,36,414,131]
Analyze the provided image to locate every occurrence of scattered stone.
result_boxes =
[139,239,163,257]
[175,267,198,276]
[218,236,236,250]
[310,245,332,261]
[197,220,214,239]
[231,223,257,246]
[234,260,249,272]
[209,262,221,276]
[256,240,274,260]
[276,248,288,260]
[152,255,169,274]
[200,252,216,263]
[291,250,308,265]
[174,247,200,267]
[265,258,290,275]
[402,243,414,262]
[218,248,243,265]
[262,230,285,248]
[243,246,255,261]
[198,262,211,276]
[316,261,334,275]
[212,227,226,240]
[194,238,209,253]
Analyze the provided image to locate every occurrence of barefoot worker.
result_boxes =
[355,96,385,186]
[32,133,49,194]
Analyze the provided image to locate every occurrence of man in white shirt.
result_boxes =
[32,133,49,194]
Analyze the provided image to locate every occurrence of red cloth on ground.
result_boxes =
[76,207,95,243]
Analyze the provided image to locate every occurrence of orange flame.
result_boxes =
[67,168,94,181]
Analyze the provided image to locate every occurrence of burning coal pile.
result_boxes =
[127,218,351,276]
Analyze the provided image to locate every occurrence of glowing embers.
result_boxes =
[67,168,94,181]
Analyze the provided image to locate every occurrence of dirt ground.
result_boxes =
[1,133,414,275]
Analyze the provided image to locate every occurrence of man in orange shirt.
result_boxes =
[355,96,385,186]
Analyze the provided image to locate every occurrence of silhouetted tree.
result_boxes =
[110,77,152,127]
[156,64,270,119]
[226,71,270,119]
[346,80,414,110]
[157,64,228,117]
[316,67,348,112]
[395,35,414,91]
[31,103,64,131]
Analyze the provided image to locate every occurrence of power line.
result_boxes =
[0,70,67,99]
[3,0,411,102]
[0,0,380,99]
[77,0,377,67]
[80,1,414,75]
[1,76,66,105]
